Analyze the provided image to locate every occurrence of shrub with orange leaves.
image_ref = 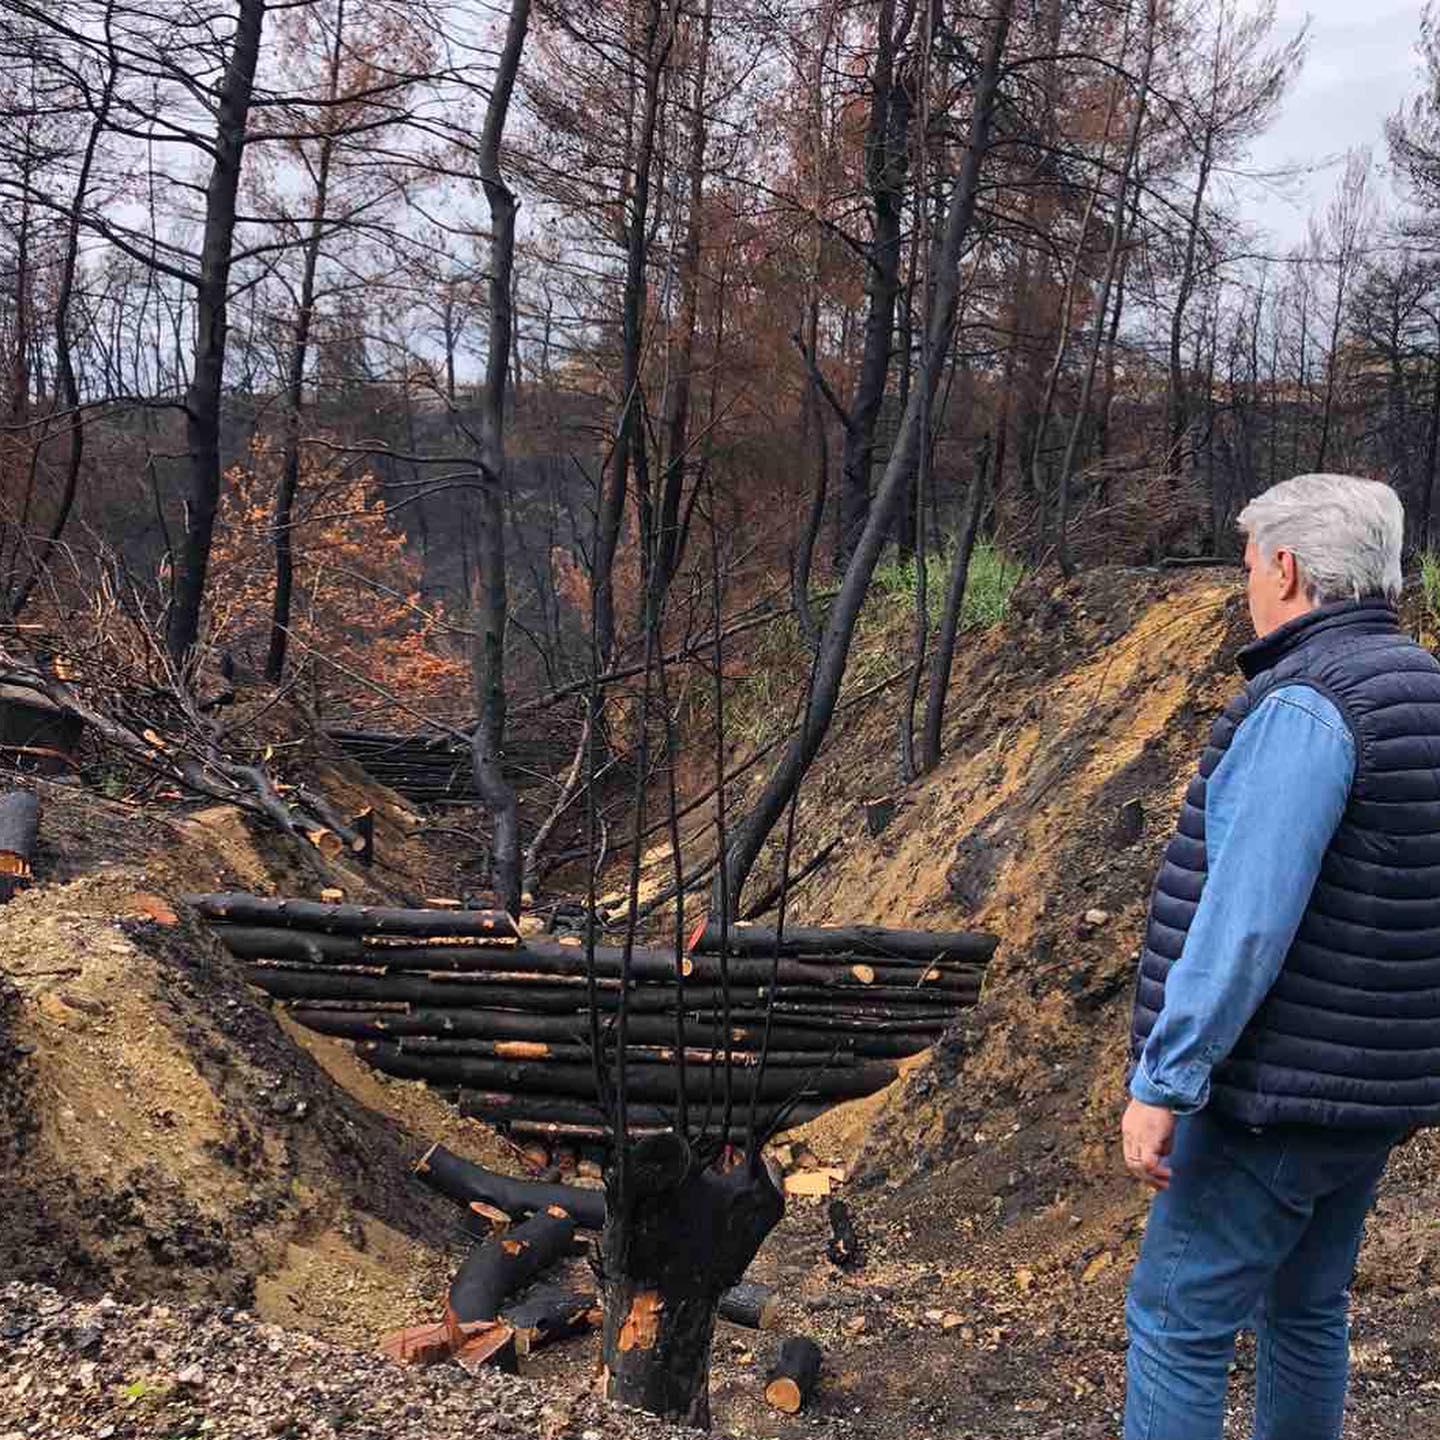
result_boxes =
[207,441,467,711]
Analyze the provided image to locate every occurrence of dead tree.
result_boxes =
[592,0,680,664]
[718,0,1014,912]
[7,0,119,618]
[467,0,533,921]
[264,0,349,683]
[600,1131,783,1427]
[1053,0,1155,575]
[168,0,267,666]
[836,0,916,570]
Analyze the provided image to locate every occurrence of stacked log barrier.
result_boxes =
[186,893,994,1136]
[325,728,570,804]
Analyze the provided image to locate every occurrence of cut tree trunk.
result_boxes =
[448,1203,577,1322]
[0,790,38,901]
[718,1280,778,1329]
[185,894,518,939]
[247,968,973,1019]
[289,1007,937,1058]
[390,1037,862,1068]
[415,1143,607,1229]
[363,1046,897,1102]
[501,1288,600,1355]
[213,926,844,987]
[452,1090,826,1135]
[600,1134,784,1427]
[690,922,995,964]
[765,1337,823,1414]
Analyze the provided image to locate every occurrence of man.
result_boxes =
[1122,474,1440,1440]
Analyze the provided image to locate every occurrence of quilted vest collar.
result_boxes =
[1236,596,1400,681]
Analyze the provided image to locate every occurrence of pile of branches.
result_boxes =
[0,632,365,874]
[188,893,995,1143]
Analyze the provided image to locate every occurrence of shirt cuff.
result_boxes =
[1129,1058,1209,1114]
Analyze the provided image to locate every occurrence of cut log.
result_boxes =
[501,1288,601,1354]
[415,1144,607,1230]
[693,921,996,964]
[391,1036,861,1068]
[0,790,39,902]
[717,1280,778,1330]
[183,893,519,939]
[454,1090,828,1136]
[248,967,972,1021]
[286,1006,943,1057]
[764,1336,822,1414]
[497,1105,828,1142]
[352,808,375,864]
[214,926,844,988]
[826,1199,862,1269]
[363,1045,898,1103]
[448,1203,578,1324]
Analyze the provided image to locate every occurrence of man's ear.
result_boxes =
[1276,548,1302,601]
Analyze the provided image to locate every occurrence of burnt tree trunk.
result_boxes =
[836,0,912,570]
[593,0,676,663]
[167,0,266,666]
[919,432,988,772]
[11,3,119,618]
[265,0,346,682]
[716,0,1011,912]
[469,0,532,921]
[601,1134,783,1427]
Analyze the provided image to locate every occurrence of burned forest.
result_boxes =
[5,0,1440,1437]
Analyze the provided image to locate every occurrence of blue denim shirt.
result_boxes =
[1130,684,1357,1112]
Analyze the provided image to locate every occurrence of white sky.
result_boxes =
[1236,0,1429,249]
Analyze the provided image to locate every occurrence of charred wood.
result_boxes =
[501,1288,601,1355]
[765,1336,822,1414]
[692,922,995,963]
[449,1203,577,1324]
[186,893,518,938]
[287,1007,937,1058]
[717,1280,778,1330]
[0,790,39,901]
[365,1045,897,1102]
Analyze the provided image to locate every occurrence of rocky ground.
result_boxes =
[0,1282,697,1440]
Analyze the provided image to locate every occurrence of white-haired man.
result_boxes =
[1122,474,1439,1440]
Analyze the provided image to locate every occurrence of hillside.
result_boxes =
[4,564,1440,1439]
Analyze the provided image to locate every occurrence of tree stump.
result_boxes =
[600,1133,784,1429]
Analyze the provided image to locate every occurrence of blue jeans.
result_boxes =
[1124,1109,1397,1440]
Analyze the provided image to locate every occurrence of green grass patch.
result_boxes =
[1421,550,1440,627]
[869,539,1025,632]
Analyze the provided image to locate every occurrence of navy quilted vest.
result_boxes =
[1131,597,1440,1130]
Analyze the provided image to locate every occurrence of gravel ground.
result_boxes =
[0,1283,700,1440]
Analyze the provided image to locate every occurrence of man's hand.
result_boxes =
[1122,1098,1176,1191]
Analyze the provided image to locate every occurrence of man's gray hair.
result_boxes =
[1236,474,1404,604]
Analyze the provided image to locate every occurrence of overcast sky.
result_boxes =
[1236,0,1428,249]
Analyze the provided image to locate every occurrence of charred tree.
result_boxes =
[600,1133,784,1428]
[716,0,1012,912]
[467,0,532,922]
[836,0,914,570]
[167,0,266,666]
[264,0,347,683]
